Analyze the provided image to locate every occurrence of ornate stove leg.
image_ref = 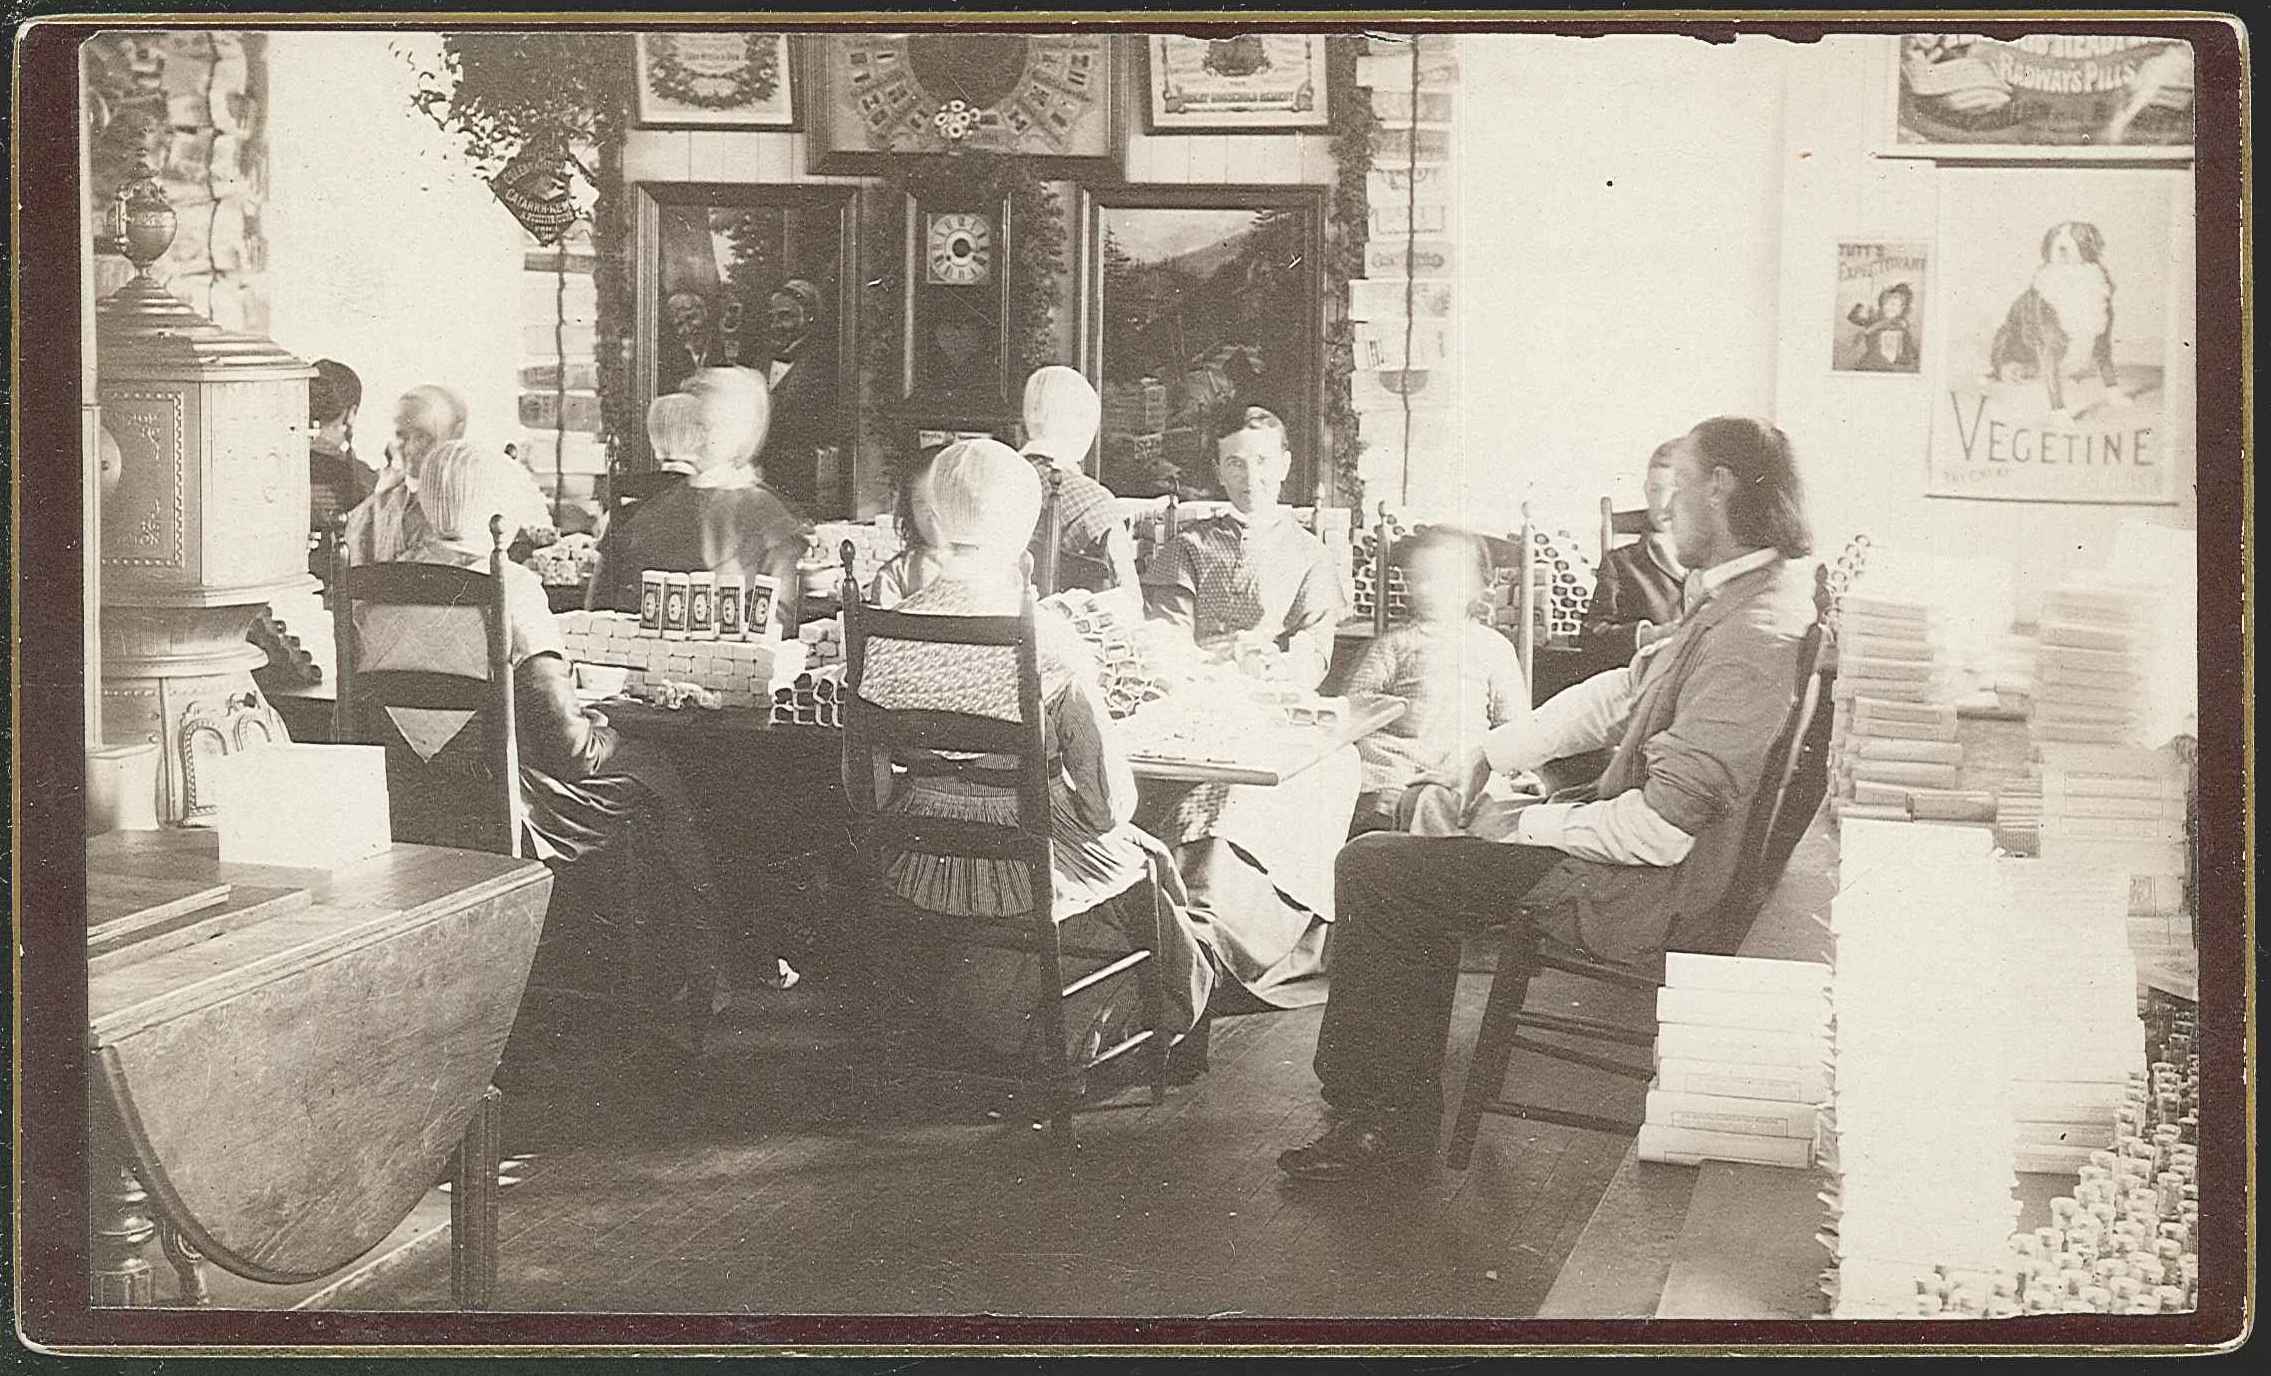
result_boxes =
[155,1214,210,1306]
[89,1140,157,1307]
[449,1084,503,1310]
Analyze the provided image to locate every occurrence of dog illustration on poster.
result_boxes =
[1986,220,2129,421]
[1928,170,2184,505]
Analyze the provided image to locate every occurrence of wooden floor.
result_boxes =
[328,932,1659,1317]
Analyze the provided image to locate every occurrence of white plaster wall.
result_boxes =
[1770,35,2197,622]
[264,32,524,461]
[1450,33,1791,535]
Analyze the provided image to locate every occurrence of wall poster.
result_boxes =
[1832,240,1930,375]
[1885,34,2194,160]
[1927,169,2188,505]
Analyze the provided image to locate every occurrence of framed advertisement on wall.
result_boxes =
[1832,241,1930,376]
[1881,34,2194,161]
[1925,168,2189,504]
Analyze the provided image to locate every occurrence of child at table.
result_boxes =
[869,447,947,608]
[1339,525,1530,836]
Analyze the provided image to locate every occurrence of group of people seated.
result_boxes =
[304,348,1820,1185]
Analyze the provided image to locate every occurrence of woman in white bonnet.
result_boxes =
[853,438,1216,1069]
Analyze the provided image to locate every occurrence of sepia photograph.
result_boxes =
[7,11,2249,1358]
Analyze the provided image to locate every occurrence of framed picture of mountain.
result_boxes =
[1078,185,1324,499]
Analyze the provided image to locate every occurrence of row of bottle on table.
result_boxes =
[637,570,782,642]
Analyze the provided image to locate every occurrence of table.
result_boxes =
[85,828,553,1309]
[1113,693,1406,785]
[602,693,1406,788]
[1537,715,2198,1320]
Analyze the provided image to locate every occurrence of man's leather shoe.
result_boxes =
[1276,1118,1433,1182]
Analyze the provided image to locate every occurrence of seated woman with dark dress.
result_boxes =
[351,439,769,1013]
[1581,438,1689,667]
[589,366,808,639]
[853,438,1215,1067]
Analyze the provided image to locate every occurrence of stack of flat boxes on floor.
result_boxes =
[1637,954,1831,1169]
[1829,592,1988,826]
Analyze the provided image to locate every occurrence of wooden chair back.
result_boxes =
[1599,496,1652,571]
[330,513,525,858]
[1033,469,1064,598]
[837,541,1170,1138]
[1691,618,1830,935]
[1515,504,1539,703]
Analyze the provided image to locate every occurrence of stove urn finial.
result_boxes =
[95,168,316,825]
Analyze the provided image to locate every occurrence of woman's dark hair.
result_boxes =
[1687,416,1813,559]
[1879,282,1913,312]
[308,359,362,427]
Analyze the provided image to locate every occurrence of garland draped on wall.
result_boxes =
[408,33,1368,509]
[1322,34,1376,509]
[408,33,636,479]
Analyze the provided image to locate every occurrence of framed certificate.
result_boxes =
[1143,34,1330,132]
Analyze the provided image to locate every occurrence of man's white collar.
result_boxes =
[1690,546,1780,605]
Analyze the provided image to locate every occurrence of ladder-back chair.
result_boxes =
[839,543,1171,1144]
[1445,617,1830,1166]
[1599,496,1652,571]
[327,512,519,1302]
[330,513,525,857]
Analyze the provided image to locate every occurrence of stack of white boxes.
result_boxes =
[1820,820,2021,1318]
[1829,588,1989,825]
[1995,858,2149,1176]
[2033,581,2158,747]
[805,520,903,593]
[798,616,845,668]
[558,610,807,709]
[1637,954,1831,1169]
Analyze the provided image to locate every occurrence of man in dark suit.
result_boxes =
[1278,417,1819,1181]
[759,278,837,515]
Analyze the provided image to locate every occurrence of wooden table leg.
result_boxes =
[89,1112,157,1307]
[155,1214,211,1306]
[449,1084,503,1311]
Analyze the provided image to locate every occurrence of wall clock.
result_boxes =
[925,210,994,287]
[810,33,1120,174]
[904,194,1012,413]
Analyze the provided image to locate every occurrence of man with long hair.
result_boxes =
[1279,416,1820,1182]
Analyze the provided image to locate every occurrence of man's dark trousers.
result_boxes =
[1313,833,1567,1135]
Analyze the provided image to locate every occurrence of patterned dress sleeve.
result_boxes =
[1140,532,1200,628]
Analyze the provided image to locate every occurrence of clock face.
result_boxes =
[926,212,994,286]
